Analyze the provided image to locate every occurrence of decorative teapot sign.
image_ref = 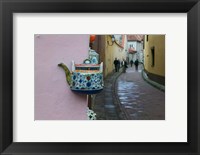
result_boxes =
[58,59,104,95]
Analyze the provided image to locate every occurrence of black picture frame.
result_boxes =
[0,0,199,154]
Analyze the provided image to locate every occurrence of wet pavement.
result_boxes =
[92,69,126,120]
[93,64,165,120]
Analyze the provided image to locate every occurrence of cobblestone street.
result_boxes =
[93,64,165,120]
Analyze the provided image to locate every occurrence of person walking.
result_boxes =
[114,58,119,72]
[134,59,139,71]
[130,60,133,67]
[117,59,121,71]
[122,59,128,73]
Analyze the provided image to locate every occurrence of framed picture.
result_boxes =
[0,0,199,154]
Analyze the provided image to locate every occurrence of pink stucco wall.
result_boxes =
[34,34,89,120]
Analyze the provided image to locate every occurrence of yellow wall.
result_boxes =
[104,35,127,77]
[144,35,165,77]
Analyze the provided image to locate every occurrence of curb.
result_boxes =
[91,68,123,110]
[112,69,129,120]
[142,69,165,92]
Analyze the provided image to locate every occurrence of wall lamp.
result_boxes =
[107,35,115,46]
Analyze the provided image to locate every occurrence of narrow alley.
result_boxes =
[34,34,165,121]
[93,64,165,120]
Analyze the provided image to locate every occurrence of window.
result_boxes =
[146,35,149,42]
[151,46,155,67]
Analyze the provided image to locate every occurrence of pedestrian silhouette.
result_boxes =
[134,59,139,71]
[130,60,133,67]
[122,59,128,73]
[114,58,119,72]
[117,59,121,71]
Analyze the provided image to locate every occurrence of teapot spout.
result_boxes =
[58,63,71,86]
